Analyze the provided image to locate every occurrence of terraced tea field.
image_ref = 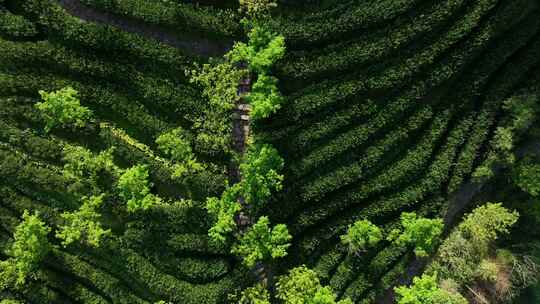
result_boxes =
[0,0,539,303]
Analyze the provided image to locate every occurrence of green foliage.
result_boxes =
[188,61,241,113]
[79,0,240,37]
[493,127,514,154]
[475,259,499,282]
[35,87,92,133]
[0,300,23,304]
[226,24,286,119]
[239,144,284,210]
[117,164,161,212]
[248,74,284,120]
[0,210,50,289]
[513,157,540,196]
[205,184,242,244]
[238,283,271,304]
[429,203,519,285]
[228,25,286,74]
[472,95,538,182]
[340,219,382,254]
[62,145,117,194]
[187,61,244,153]
[276,265,352,304]
[388,212,443,258]
[56,194,111,248]
[459,203,518,246]
[156,128,203,179]
[239,0,277,20]
[394,273,467,304]
[0,10,37,38]
[232,216,291,267]
[503,94,539,131]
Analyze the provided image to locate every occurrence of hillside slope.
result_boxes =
[0,0,539,303]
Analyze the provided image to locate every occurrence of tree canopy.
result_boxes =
[35,87,92,132]
[232,216,291,267]
[341,219,382,254]
[0,210,51,289]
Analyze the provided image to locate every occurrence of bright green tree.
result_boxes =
[35,87,92,132]
[394,273,467,304]
[206,184,242,244]
[56,194,111,248]
[117,165,161,212]
[156,128,203,178]
[238,283,271,304]
[247,73,284,120]
[187,60,245,153]
[428,203,519,286]
[232,216,291,267]
[0,210,50,289]
[388,212,443,258]
[240,144,284,210]
[276,265,352,304]
[459,203,518,247]
[62,145,117,194]
[341,219,382,254]
[228,25,286,74]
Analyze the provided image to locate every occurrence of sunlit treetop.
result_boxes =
[35,87,92,133]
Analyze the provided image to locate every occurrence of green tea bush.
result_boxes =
[0,9,38,39]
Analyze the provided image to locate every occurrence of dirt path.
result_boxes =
[58,0,233,57]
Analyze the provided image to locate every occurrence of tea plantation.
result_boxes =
[0,0,539,303]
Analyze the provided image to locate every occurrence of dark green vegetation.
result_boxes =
[0,0,539,303]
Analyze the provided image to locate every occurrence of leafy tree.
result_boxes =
[341,219,382,254]
[206,144,284,244]
[513,157,540,196]
[394,273,467,304]
[56,194,111,248]
[239,0,278,19]
[156,128,203,178]
[35,87,92,132]
[0,210,50,289]
[240,144,284,210]
[276,265,352,304]
[474,259,499,282]
[429,203,519,285]
[388,212,443,258]
[206,184,242,244]
[248,73,284,120]
[232,216,291,267]
[117,165,161,212]
[228,25,286,74]
[238,283,271,304]
[62,145,117,194]
[187,60,245,153]
[459,203,518,247]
